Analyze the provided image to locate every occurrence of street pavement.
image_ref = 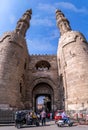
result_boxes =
[0,121,88,130]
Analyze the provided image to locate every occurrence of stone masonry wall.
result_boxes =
[25,55,61,111]
[57,31,88,112]
[0,31,29,109]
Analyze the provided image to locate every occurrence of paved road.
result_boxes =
[0,121,88,130]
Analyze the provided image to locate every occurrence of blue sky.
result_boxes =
[0,0,88,55]
[37,96,45,104]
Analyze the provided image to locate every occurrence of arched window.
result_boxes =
[35,60,51,71]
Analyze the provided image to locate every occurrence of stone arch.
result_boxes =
[31,77,56,91]
[30,77,55,112]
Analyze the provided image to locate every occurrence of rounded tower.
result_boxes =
[56,9,88,112]
[0,9,32,109]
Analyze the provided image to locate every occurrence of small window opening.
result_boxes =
[20,83,22,93]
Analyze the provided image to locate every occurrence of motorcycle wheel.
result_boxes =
[68,123,73,127]
[57,124,62,127]
[16,124,21,129]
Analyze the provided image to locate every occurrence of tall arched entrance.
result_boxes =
[32,82,54,112]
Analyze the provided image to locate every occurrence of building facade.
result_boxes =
[0,9,88,113]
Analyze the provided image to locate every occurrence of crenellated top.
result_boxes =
[56,9,71,36]
[30,54,56,56]
[15,9,32,37]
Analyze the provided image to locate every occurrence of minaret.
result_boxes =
[56,9,71,36]
[0,9,32,110]
[56,9,88,113]
[15,9,32,37]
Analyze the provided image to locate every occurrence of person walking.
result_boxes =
[40,110,46,126]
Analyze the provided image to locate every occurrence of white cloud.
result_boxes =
[55,2,88,13]
[37,3,55,13]
[31,17,54,27]
[37,2,88,14]
[40,29,59,41]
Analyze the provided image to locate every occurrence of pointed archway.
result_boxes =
[32,82,54,112]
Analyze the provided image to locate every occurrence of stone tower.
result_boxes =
[0,9,32,109]
[56,9,88,112]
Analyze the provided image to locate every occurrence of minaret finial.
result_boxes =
[56,9,71,36]
[15,9,32,37]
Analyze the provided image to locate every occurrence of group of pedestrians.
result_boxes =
[26,110,53,126]
[26,111,38,125]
